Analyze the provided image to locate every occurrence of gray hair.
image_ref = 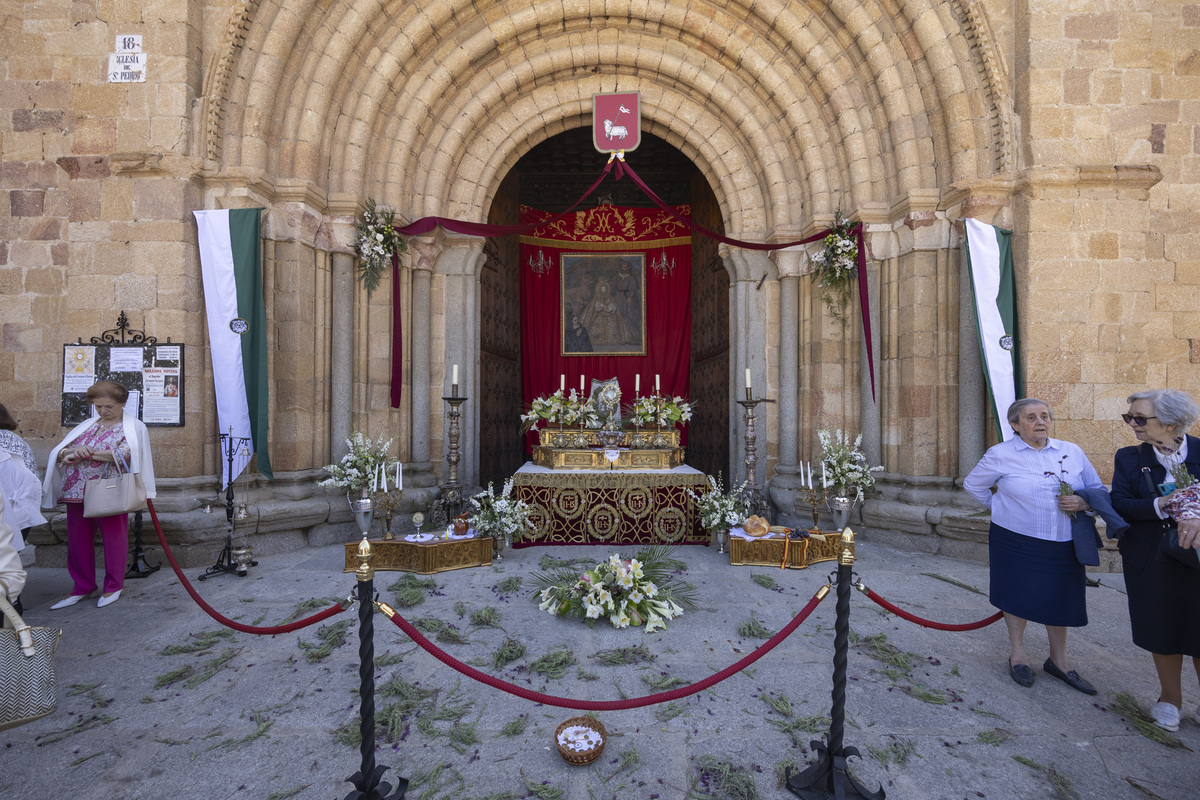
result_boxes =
[1127,389,1200,430]
[1007,398,1052,425]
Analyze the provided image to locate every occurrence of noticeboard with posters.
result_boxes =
[60,342,185,427]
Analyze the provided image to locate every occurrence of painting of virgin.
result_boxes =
[560,253,645,356]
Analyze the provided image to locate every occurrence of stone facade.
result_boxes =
[1,1,1196,566]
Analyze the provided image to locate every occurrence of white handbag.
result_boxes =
[0,587,63,731]
[82,449,147,519]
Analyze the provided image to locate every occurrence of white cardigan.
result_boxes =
[42,409,157,508]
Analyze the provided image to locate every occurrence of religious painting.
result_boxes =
[561,253,646,356]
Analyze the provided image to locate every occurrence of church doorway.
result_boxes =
[477,129,730,488]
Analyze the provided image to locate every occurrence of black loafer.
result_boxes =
[1043,658,1096,695]
[1008,659,1034,687]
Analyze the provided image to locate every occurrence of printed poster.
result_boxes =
[142,366,181,424]
[63,345,96,392]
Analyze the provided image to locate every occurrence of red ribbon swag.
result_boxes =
[388,154,874,406]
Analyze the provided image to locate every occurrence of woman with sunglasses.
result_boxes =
[964,398,1105,694]
[1111,389,1200,731]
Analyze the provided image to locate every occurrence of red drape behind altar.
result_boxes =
[520,204,692,452]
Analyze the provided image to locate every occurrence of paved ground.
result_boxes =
[4,534,1199,800]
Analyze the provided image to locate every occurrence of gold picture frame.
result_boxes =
[560,252,646,356]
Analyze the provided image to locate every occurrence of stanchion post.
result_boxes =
[345,538,406,800]
[785,527,883,800]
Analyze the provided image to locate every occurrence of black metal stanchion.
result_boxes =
[786,527,884,800]
[345,538,406,800]
[125,510,161,578]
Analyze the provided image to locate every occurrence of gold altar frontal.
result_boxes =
[531,428,684,471]
[728,533,841,569]
[511,463,710,546]
[342,536,493,574]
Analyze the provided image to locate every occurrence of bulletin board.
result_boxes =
[60,341,186,427]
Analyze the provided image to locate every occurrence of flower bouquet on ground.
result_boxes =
[687,473,751,531]
[817,428,883,504]
[807,209,858,323]
[467,478,533,548]
[318,431,397,493]
[354,198,407,295]
[531,545,697,633]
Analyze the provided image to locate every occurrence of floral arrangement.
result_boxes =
[319,431,397,493]
[817,428,883,503]
[467,478,534,546]
[520,390,600,432]
[807,209,859,323]
[687,472,751,531]
[627,395,694,428]
[532,545,697,633]
[355,198,407,295]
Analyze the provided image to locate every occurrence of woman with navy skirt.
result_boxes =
[964,398,1102,694]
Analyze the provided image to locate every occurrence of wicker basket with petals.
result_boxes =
[554,716,607,765]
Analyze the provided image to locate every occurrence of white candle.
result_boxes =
[452,364,458,385]
[580,374,585,393]
[745,368,752,389]
[822,462,828,488]
[371,464,378,492]
[380,462,388,493]
[635,374,640,395]
[397,461,402,491]
[560,374,565,392]
[655,374,660,393]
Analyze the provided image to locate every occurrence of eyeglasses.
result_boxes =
[1121,414,1157,426]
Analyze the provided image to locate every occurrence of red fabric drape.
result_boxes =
[520,205,692,451]
[390,252,403,408]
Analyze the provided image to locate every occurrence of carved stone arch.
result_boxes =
[200,0,264,166]
[949,0,1015,173]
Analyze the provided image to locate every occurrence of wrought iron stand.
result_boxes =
[785,527,884,800]
[736,394,775,520]
[198,430,257,580]
[124,511,160,579]
[429,393,468,527]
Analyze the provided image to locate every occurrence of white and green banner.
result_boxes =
[194,208,273,486]
[964,218,1023,443]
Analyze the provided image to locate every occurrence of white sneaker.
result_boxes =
[1150,701,1180,731]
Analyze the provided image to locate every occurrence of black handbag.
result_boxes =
[1141,466,1200,572]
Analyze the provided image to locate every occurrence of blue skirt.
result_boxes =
[989,523,1087,627]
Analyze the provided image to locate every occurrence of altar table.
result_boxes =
[511,462,710,546]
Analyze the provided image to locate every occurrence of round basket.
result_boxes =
[554,716,607,766]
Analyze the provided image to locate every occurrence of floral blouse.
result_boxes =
[58,426,131,503]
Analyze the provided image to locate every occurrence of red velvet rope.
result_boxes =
[146,500,347,634]
[379,588,827,711]
[858,585,1002,631]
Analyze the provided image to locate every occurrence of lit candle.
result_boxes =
[655,374,660,393]
[635,374,640,395]
[560,374,565,392]
[397,461,402,491]
[745,368,752,390]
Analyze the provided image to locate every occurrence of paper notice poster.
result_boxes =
[156,345,181,362]
[109,347,144,373]
[63,345,96,392]
[142,366,181,424]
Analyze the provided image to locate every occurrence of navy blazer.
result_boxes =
[1111,435,1200,570]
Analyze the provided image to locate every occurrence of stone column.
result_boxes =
[768,257,804,523]
[330,252,354,461]
[410,237,440,465]
[726,248,776,489]
[436,235,486,490]
[958,242,985,475]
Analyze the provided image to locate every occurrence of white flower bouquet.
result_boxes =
[521,389,600,431]
[687,473,751,530]
[319,431,397,493]
[467,478,533,546]
[628,395,694,428]
[808,209,859,322]
[532,545,697,633]
[354,198,407,295]
[817,428,883,503]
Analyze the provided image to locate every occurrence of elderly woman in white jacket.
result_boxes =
[42,381,156,609]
